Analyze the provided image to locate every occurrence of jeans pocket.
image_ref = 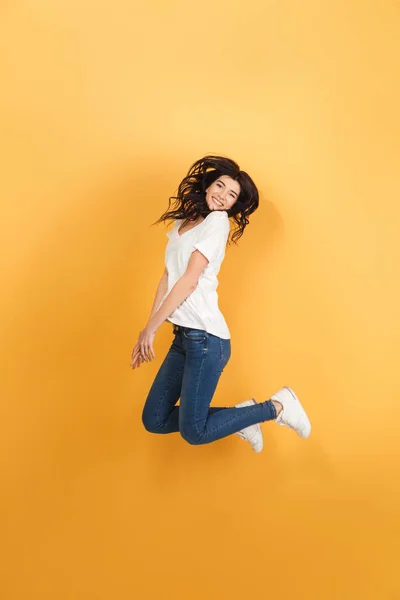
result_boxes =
[182,328,207,342]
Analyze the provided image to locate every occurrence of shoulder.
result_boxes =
[203,211,230,229]
[197,211,230,244]
[166,218,182,238]
[205,210,229,221]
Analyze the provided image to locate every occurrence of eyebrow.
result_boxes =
[217,179,239,197]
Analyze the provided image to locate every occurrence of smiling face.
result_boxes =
[205,175,241,212]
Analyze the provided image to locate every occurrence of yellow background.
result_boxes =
[1,1,399,598]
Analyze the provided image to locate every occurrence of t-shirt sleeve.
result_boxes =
[192,212,230,263]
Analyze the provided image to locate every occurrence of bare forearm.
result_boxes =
[148,273,168,321]
[147,276,196,332]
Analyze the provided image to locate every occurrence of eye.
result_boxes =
[216,182,222,187]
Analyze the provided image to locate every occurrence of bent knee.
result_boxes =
[180,424,203,445]
[142,409,161,434]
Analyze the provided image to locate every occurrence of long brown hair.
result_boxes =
[151,154,259,244]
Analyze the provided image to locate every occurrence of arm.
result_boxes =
[147,250,209,332]
[147,275,197,332]
[148,268,169,322]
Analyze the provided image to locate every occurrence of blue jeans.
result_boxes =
[142,324,277,445]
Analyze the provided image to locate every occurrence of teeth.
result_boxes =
[213,197,223,206]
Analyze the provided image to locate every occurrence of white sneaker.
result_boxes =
[271,387,311,438]
[235,399,264,453]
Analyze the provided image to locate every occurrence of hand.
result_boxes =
[130,346,145,370]
[130,325,156,370]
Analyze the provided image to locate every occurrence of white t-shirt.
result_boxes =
[157,210,231,339]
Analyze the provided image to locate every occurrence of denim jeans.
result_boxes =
[142,324,277,445]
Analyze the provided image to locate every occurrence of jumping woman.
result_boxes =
[130,155,311,452]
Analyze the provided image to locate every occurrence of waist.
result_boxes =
[172,323,203,334]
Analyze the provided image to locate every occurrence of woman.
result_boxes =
[130,155,311,452]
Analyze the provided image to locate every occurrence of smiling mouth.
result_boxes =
[212,197,223,207]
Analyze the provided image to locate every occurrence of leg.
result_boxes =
[141,334,185,434]
[141,327,229,435]
[178,329,276,445]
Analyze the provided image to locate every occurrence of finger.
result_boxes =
[131,345,140,359]
[131,346,142,362]
[132,354,143,369]
[131,352,140,366]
